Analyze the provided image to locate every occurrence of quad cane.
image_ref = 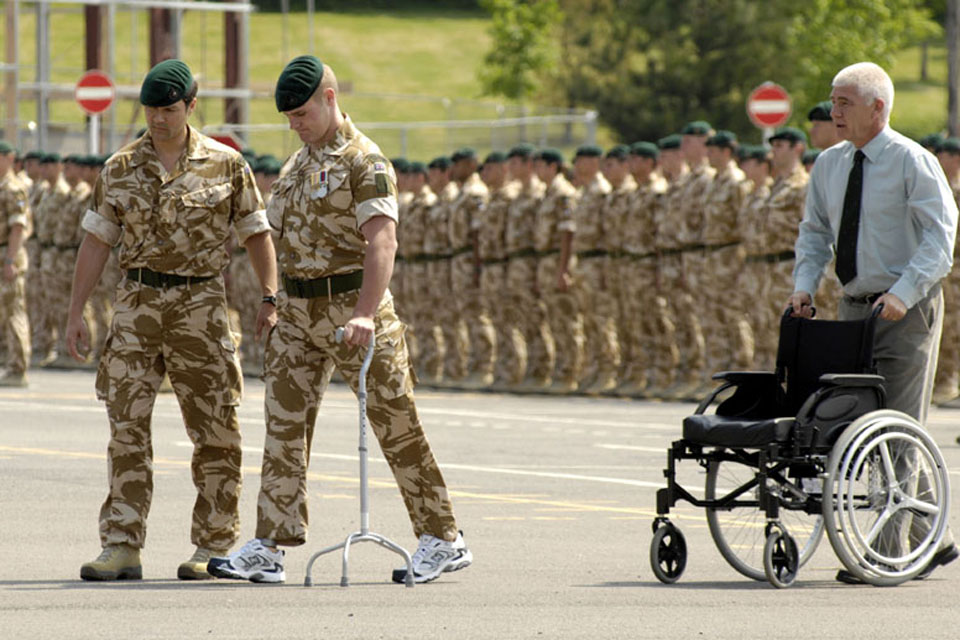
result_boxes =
[304,328,415,588]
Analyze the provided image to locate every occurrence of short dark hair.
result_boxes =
[183,80,198,105]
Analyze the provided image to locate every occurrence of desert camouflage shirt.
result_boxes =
[676,161,716,246]
[570,171,612,253]
[268,117,398,279]
[475,180,517,261]
[423,180,459,256]
[55,180,92,249]
[702,160,749,246]
[0,170,31,245]
[534,172,578,253]
[35,174,71,245]
[398,184,435,258]
[449,172,488,253]
[603,174,637,252]
[27,178,47,215]
[624,173,666,256]
[504,176,545,253]
[763,164,808,254]
[83,126,267,277]
[656,168,689,250]
[740,179,773,256]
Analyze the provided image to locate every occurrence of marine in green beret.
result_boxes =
[507,143,536,159]
[274,55,324,112]
[537,148,564,166]
[483,151,507,165]
[0,141,14,154]
[706,130,738,149]
[40,152,61,164]
[920,132,946,154]
[658,134,681,150]
[630,141,659,159]
[681,120,713,136]
[768,126,807,145]
[802,148,821,170]
[574,144,603,159]
[451,147,476,163]
[605,144,630,160]
[808,100,841,149]
[139,59,196,107]
[428,156,452,170]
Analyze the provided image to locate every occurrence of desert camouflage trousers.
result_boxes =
[35,247,59,358]
[94,276,243,550]
[0,248,30,375]
[25,240,41,355]
[451,254,495,378]
[660,252,705,385]
[934,269,960,398]
[573,257,619,385]
[535,254,573,385]
[256,290,458,545]
[423,260,469,381]
[702,245,752,374]
[481,262,522,383]
[501,256,553,384]
[617,257,665,389]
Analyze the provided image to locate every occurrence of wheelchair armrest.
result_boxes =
[711,371,777,382]
[818,374,885,387]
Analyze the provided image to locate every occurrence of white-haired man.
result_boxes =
[788,61,958,582]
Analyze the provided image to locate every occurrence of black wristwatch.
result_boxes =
[262,295,278,306]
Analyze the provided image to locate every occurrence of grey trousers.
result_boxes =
[839,283,952,556]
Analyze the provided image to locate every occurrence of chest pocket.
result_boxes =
[182,182,233,214]
[317,169,351,211]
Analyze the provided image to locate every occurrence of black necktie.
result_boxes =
[835,149,866,285]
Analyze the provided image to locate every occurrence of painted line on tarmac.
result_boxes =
[595,443,666,454]
[0,443,710,522]
[171,441,669,490]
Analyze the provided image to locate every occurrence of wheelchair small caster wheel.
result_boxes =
[763,528,799,588]
[650,522,687,584]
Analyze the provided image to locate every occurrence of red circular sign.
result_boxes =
[746,82,792,129]
[75,70,115,115]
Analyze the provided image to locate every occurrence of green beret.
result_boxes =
[807,100,833,122]
[451,147,477,162]
[484,151,507,164]
[802,149,822,165]
[747,146,770,162]
[0,141,14,154]
[706,130,738,149]
[140,59,194,107]
[63,154,81,165]
[23,151,43,161]
[275,55,324,112]
[681,120,712,135]
[538,148,564,165]
[920,133,946,152]
[390,157,410,174]
[40,152,61,163]
[428,156,452,170]
[507,143,536,159]
[605,144,630,160]
[940,137,960,154]
[658,134,682,150]
[409,161,428,175]
[630,141,659,159]
[768,126,807,145]
[574,144,603,159]
[261,158,283,175]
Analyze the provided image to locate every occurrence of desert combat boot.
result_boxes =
[80,544,142,581]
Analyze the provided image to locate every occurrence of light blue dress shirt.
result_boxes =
[794,126,958,309]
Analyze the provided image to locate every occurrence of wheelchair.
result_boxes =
[649,307,951,588]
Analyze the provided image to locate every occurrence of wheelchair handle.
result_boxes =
[783,305,816,319]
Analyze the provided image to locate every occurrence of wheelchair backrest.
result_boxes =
[775,311,877,415]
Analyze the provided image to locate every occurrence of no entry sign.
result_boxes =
[746,82,791,129]
[75,70,115,115]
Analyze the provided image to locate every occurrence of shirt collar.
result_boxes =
[310,114,356,160]
[857,125,894,164]
[128,125,210,169]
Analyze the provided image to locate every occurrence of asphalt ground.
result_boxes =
[1,369,959,639]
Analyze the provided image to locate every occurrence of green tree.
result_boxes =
[481,0,940,143]
[478,0,562,101]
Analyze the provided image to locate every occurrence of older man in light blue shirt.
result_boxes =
[789,61,958,583]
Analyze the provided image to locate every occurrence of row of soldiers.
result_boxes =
[388,107,849,398]
[0,146,283,386]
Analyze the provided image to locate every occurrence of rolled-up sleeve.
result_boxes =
[80,176,122,247]
[352,154,399,229]
[231,157,270,244]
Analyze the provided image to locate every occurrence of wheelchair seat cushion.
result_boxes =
[682,414,795,447]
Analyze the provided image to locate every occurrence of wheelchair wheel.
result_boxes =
[650,522,687,584]
[706,457,824,581]
[823,410,951,586]
[763,527,799,588]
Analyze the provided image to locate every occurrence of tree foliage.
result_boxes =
[480,0,941,142]
[478,0,562,101]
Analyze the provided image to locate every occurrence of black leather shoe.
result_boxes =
[915,544,959,581]
[835,569,865,585]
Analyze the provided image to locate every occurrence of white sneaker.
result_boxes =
[391,531,472,584]
[207,539,285,584]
